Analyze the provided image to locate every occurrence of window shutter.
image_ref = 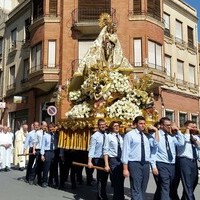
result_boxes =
[187,26,193,47]
[133,0,141,14]
[49,0,57,15]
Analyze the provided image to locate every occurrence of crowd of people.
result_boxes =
[0,116,200,200]
[88,117,200,200]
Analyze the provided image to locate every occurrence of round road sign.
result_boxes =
[47,106,57,116]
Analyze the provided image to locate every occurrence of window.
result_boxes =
[31,43,42,71]
[25,18,31,41]
[33,0,43,20]
[78,0,111,21]
[0,38,3,56]
[48,41,56,68]
[49,0,57,16]
[179,112,187,127]
[175,20,183,43]
[187,26,194,48]
[147,0,161,20]
[9,65,15,85]
[165,110,174,122]
[189,64,195,85]
[0,71,3,96]
[177,60,184,81]
[22,59,29,82]
[191,115,198,128]
[10,28,17,49]
[133,38,142,67]
[148,41,162,70]
[78,40,94,60]
[133,0,141,14]
[164,13,170,37]
[165,55,171,76]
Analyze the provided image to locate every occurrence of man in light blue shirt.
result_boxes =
[88,119,109,200]
[122,116,159,200]
[40,123,55,188]
[29,121,48,185]
[151,117,185,200]
[23,121,40,184]
[176,120,200,200]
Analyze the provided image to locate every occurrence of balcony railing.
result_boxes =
[187,42,197,51]
[175,37,185,45]
[21,78,29,84]
[29,65,42,73]
[164,29,172,38]
[29,64,59,74]
[7,83,16,90]
[72,8,116,24]
[188,82,197,89]
[128,10,164,23]
[148,63,164,71]
[176,78,185,85]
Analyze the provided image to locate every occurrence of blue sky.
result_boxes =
[184,0,200,41]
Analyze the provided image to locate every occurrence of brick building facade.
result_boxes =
[0,0,199,131]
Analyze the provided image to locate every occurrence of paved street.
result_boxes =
[0,168,200,200]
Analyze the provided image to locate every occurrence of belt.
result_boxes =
[129,161,149,164]
[157,161,175,165]
[178,156,197,162]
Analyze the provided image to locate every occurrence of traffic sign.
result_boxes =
[47,106,57,116]
[0,102,6,109]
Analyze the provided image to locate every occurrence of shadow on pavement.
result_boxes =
[15,175,154,200]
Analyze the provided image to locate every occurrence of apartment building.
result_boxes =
[162,0,199,127]
[0,0,199,130]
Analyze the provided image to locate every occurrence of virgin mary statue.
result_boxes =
[75,13,132,76]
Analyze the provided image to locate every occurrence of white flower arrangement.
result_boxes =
[65,102,91,118]
[109,71,132,94]
[69,90,81,101]
[106,97,142,120]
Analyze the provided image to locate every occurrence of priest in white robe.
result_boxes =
[0,126,12,171]
[14,124,28,170]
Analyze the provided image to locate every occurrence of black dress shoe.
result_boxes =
[71,184,76,189]
[42,183,48,188]
[29,180,34,185]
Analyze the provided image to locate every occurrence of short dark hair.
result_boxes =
[133,116,145,124]
[184,120,195,127]
[98,119,105,125]
[159,117,171,125]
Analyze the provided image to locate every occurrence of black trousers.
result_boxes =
[42,150,55,184]
[169,159,181,200]
[49,148,59,187]
[25,147,35,181]
[153,162,176,200]
[75,150,94,184]
[178,157,198,200]
[59,150,76,188]
[109,157,124,200]
[29,149,43,184]
[93,158,109,200]
[128,161,150,200]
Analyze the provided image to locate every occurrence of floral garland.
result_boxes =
[69,90,81,101]
[65,102,91,118]
[106,97,142,120]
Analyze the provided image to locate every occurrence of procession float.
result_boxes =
[57,13,158,150]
